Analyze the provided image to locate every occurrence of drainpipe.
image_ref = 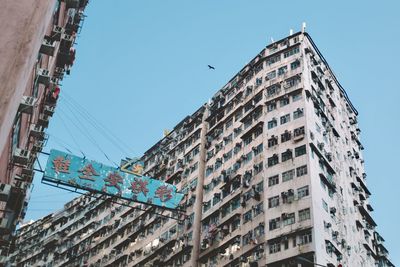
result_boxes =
[190,105,209,267]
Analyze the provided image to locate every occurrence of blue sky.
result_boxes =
[27,0,399,264]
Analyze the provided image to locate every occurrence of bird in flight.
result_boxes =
[208,65,215,70]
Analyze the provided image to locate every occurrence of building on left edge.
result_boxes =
[0,0,89,261]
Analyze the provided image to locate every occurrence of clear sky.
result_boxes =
[26,0,399,264]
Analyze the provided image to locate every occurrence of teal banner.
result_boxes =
[43,149,184,209]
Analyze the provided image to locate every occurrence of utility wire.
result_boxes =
[57,105,119,167]
[62,96,132,157]
[61,92,134,156]
[54,108,87,158]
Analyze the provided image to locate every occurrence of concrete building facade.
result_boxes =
[4,31,395,267]
[0,0,89,261]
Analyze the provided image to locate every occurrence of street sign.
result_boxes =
[43,149,184,209]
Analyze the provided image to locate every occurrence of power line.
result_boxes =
[57,105,118,167]
[61,92,134,156]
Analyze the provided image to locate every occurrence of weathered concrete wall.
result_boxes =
[0,0,55,159]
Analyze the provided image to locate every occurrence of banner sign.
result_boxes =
[43,149,184,209]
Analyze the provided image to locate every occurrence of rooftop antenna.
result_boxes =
[302,22,307,33]
[289,29,294,36]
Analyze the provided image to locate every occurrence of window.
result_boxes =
[213,193,221,205]
[269,217,281,230]
[254,161,263,174]
[268,175,279,187]
[278,66,288,76]
[243,117,252,129]
[242,231,253,246]
[243,210,253,223]
[322,199,328,212]
[280,114,290,125]
[265,70,276,80]
[267,102,277,113]
[235,109,243,121]
[281,131,291,142]
[295,145,307,157]
[296,165,307,177]
[268,155,279,167]
[254,126,263,139]
[298,231,312,245]
[285,77,300,88]
[243,151,253,165]
[292,92,302,102]
[298,208,311,221]
[294,126,305,137]
[268,196,280,208]
[293,108,304,119]
[269,241,281,254]
[234,126,242,138]
[267,119,277,129]
[253,143,263,156]
[281,149,293,162]
[283,213,295,226]
[267,54,281,65]
[255,77,263,87]
[206,166,214,176]
[224,134,233,145]
[215,159,222,170]
[282,169,295,182]
[280,97,289,107]
[254,223,265,237]
[12,117,21,153]
[223,150,233,162]
[244,136,253,146]
[225,118,233,129]
[291,60,300,70]
[297,185,309,199]
[284,46,300,58]
[268,136,278,147]
[203,200,211,212]
[254,202,263,216]
[266,84,280,97]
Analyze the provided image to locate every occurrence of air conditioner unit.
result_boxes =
[13,148,31,165]
[37,114,50,128]
[39,38,55,56]
[29,124,45,140]
[54,67,65,79]
[51,25,63,41]
[37,68,50,85]
[18,96,37,114]
[43,105,56,116]
[0,184,12,202]
[32,140,45,152]
[21,167,34,178]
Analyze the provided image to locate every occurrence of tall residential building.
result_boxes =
[5,31,395,267]
[0,0,89,261]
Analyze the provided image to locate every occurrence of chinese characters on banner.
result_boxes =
[43,149,184,209]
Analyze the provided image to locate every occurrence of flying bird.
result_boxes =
[208,65,215,70]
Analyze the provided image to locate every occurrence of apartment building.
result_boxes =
[5,31,395,267]
[0,0,89,261]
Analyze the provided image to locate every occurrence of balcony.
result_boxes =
[37,114,50,128]
[36,69,50,85]
[29,124,46,140]
[51,25,63,41]
[13,148,31,166]
[39,37,55,56]
[319,172,336,193]
[43,105,56,117]
[18,96,36,114]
